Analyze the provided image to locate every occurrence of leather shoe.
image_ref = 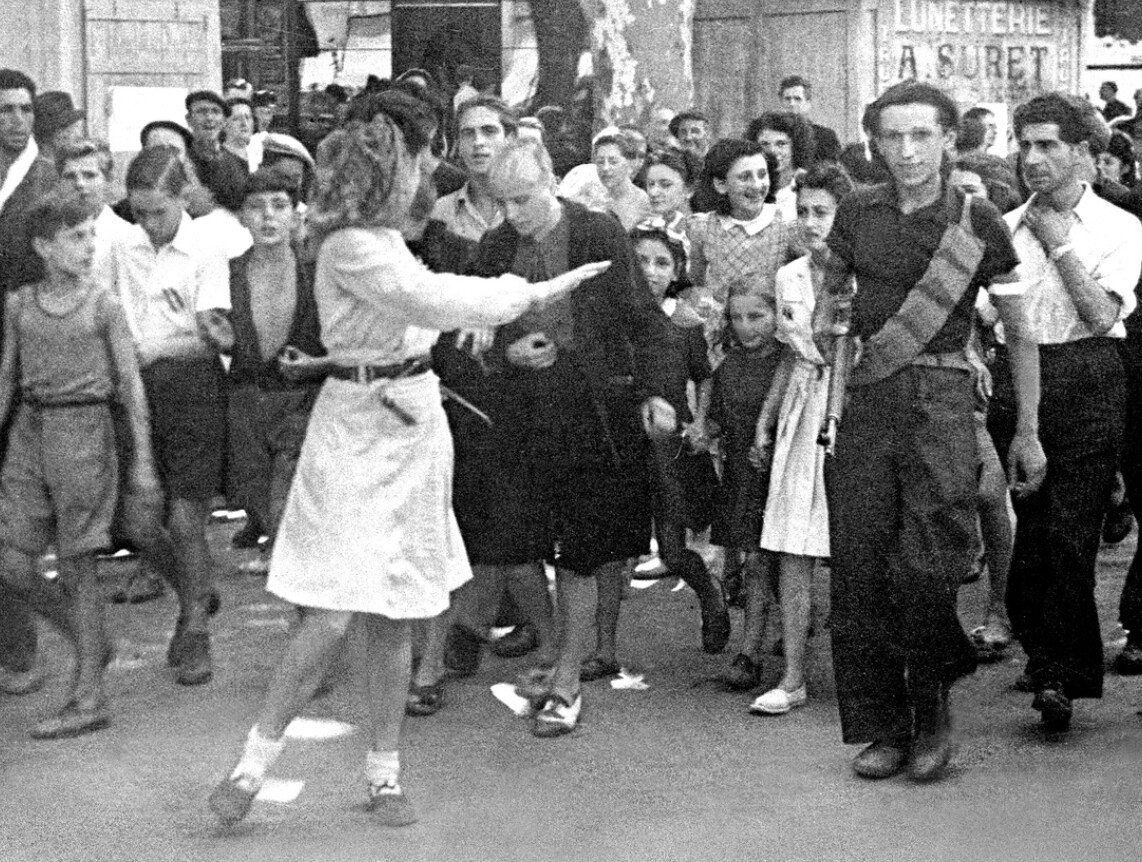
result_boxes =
[909,687,953,781]
[700,598,731,654]
[444,624,483,677]
[579,656,620,682]
[175,631,213,686]
[853,740,909,779]
[0,660,47,696]
[490,623,539,659]
[208,774,259,826]
[30,696,110,739]
[1113,639,1142,676]
[722,653,760,691]
[1033,687,1072,731]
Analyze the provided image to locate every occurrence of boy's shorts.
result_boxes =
[0,402,117,557]
[142,357,226,501]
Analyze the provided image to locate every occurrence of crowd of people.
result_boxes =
[1,62,1141,828]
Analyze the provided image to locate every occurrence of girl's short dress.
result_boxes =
[267,226,539,620]
[760,255,830,559]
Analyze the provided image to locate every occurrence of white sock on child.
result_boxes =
[229,725,285,790]
[366,749,401,791]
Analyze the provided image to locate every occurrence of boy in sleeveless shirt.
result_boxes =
[0,193,160,738]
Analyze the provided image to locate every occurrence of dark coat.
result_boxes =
[0,155,56,292]
[467,199,670,407]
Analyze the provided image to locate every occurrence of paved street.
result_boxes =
[2,516,1140,862]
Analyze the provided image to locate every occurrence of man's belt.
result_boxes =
[910,351,973,372]
[328,357,431,384]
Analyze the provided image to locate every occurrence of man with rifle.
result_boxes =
[813,81,1046,782]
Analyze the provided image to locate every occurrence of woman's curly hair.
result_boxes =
[309,93,430,242]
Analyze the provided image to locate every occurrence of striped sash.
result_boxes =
[851,192,984,387]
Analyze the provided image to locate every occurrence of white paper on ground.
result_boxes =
[490,682,533,716]
[255,778,304,804]
[610,669,649,691]
[284,716,357,741]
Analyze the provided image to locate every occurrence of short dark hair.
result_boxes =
[644,146,701,187]
[1103,81,1119,94]
[779,75,811,99]
[1107,130,1138,185]
[125,145,189,197]
[456,96,519,137]
[140,119,193,151]
[702,138,766,215]
[27,191,92,243]
[744,111,817,169]
[863,81,959,138]
[956,117,987,153]
[186,89,230,117]
[1012,92,1089,147]
[963,106,994,123]
[668,110,708,139]
[797,162,854,205]
[56,138,114,178]
[242,166,300,207]
[0,69,35,99]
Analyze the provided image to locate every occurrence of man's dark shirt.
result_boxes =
[827,183,1018,353]
[1103,98,1132,124]
[811,122,843,163]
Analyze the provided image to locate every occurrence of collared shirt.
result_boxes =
[93,205,136,290]
[1004,184,1141,343]
[720,205,777,237]
[108,212,230,365]
[430,182,502,243]
[828,182,1018,353]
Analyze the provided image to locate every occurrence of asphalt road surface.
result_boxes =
[2,517,1139,862]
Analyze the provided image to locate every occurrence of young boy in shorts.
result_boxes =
[0,192,161,738]
[227,167,324,574]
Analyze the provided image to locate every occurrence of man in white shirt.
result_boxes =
[999,92,1142,732]
[430,96,515,242]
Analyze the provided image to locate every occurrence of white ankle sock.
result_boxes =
[230,726,285,789]
[366,749,400,790]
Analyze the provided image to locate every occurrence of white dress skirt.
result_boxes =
[267,370,471,619]
[759,253,830,558]
[759,357,831,558]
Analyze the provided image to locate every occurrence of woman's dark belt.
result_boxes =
[328,357,431,384]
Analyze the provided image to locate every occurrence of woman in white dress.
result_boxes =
[749,164,854,716]
[208,92,609,827]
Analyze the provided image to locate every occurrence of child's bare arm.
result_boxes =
[106,299,160,489]
[0,294,22,430]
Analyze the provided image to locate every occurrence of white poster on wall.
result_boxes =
[107,86,190,152]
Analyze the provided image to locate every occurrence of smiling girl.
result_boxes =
[749,163,854,716]
[686,139,796,355]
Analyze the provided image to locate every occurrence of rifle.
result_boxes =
[818,284,856,457]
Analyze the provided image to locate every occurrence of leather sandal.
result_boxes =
[405,680,445,717]
[30,696,110,740]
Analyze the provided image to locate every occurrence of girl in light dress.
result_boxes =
[748,163,853,716]
[207,92,606,829]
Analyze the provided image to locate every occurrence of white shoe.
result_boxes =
[749,685,807,715]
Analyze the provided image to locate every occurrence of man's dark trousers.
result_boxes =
[826,365,979,744]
